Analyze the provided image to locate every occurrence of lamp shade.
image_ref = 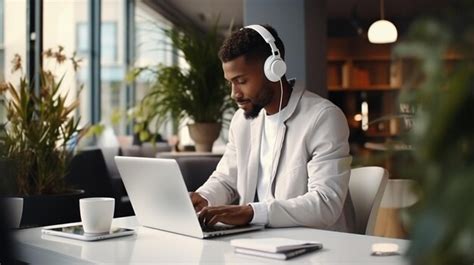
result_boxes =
[368,19,398,44]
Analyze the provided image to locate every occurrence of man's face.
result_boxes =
[223,56,274,119]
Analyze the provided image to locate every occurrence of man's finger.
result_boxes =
[205,206,230,215]
[194,204,204,212]
[200,207,224,226]
[198,207,208,224]
[207,214,222,226]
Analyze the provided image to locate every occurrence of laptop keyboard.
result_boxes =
[201,223,236,232]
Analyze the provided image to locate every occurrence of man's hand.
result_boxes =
[189,192,208,212]
[198,205,254,227]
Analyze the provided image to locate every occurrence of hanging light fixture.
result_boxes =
[368,0,398,43]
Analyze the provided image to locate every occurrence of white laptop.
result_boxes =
[114,156,264,239]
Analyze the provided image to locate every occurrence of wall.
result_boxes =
[243,0,327,96]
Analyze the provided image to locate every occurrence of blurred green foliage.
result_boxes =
[394,1,474,264]
[0,47,84,195]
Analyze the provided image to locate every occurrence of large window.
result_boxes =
[101,0,126,134]
[134,3,175,138]
[76,18,122,130]
[0,0,3,46]
[0,0,4,123]
[102,22,118,63]
[2,0,27,81]
[1,0,27,123]
[76,22,118,63]
[43,0,89,127]
[76,22,88,55]
[2,0,177,137]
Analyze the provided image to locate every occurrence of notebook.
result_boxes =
[114,156,264,239]
[234,246,321,260]
[231,237,323,260]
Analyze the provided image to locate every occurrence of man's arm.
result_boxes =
[189,192,208,212]
[192,114,240,207]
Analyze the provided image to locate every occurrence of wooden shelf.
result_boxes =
[327,57,347,62]
[364,142,413,151]
[364,131,396,138]
[328,85,401,91]
[328,55,392,62]
[443,49,466,60]
[329,54,464,62]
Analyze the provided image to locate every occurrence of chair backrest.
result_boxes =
[100,146,121,179]
[380,179,418,209]
[348,166,389,235]
[173,156,221,191]
[65,148,116,198]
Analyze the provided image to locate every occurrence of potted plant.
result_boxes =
[0,46,86,226]
[129,23,235,152]
[394,1,474,263]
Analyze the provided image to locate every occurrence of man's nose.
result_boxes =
[231,85,242,100]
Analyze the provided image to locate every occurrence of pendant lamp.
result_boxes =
[368,0,397,43]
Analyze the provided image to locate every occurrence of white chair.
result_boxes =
[375,179,418,238]
[349,166,389,235]
[380,179,418,209]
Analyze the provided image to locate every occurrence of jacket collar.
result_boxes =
[246,83,305,200]
[281,83,305,123]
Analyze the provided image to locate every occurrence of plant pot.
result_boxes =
[0,159,17,196]
[2,197,23,228]
[1,159,87,227]
[20,189,85,227]
[188,123,222,152]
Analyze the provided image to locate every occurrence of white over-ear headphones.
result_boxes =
[244,25,287,82]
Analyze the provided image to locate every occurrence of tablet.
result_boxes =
[42,224,135,241]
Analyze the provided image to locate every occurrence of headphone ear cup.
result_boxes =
[264,56,287,82]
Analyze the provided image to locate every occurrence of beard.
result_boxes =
[243,83,274,119]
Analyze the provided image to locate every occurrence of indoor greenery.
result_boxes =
[394,1,474,264]
[129,23,235,142]
[0,46,83,195]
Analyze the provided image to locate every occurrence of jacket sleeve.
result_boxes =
[195,115,240,206]
[267,106,352,228]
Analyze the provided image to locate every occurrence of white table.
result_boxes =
[14,216,409,264]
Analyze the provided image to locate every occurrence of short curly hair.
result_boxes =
[218,24,285,64]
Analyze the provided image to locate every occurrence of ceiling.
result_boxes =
[166,0,243,30]
[327,0,445,20]
[146,0,447,36]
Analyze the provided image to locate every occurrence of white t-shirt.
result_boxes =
[250,106,288,225]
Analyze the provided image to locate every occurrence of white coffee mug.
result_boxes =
[79,197,115,234]
[4,197,23,228]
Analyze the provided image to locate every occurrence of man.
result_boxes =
[191,24,355,232]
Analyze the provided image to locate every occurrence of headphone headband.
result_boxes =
[244,25,279,55]
[245,25,275,43]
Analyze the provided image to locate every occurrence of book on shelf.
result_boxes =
[230,237,323,260]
